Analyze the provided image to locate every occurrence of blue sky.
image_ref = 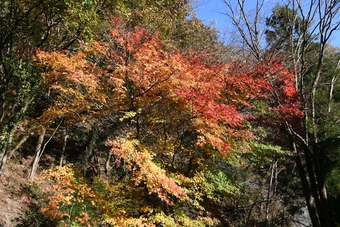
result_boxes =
[191,0,340,47]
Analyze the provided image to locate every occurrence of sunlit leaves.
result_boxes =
[35,42,110,125]
[227,60,303,123]
[32,16,305,226]
[106,138,187,205]
[36,164,99,226]
[268,61,303,120]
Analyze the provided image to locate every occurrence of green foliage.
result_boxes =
[203,169,239,203]
[248,142,286,163]
[172,17,220,51]
[265,4,304,51]
[0,54,42,156]
[327,168,340,197]
[0,55,41,107]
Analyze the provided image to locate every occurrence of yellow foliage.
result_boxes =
[107,137,187,205]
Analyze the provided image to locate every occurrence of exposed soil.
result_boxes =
[0,157,32,227]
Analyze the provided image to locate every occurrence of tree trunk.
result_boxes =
[59,129,69,167]
[29,121,62,180]
[105,152,112,177]
[8,134,30,159]
[295,150,320,227]
[29,127,46,180]
[0,96,33,175]
[292,138,333,227]
[313,147,331,227]
[0,124,18,175]
[265,161,275,227]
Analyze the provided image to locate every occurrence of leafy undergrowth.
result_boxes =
[28,164,220,227]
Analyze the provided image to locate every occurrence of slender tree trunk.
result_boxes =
[29,121,62,180]
[0,124,18,175]
[59,129,68,167]
[0,96,33,175]
[29,127,46,180]
[8,134,30,159]
[294,148,320,227]
[327,62,339,113]
[313,147,331,227]
[265,161,276,227]
[105,152,112,177]
[0,101,6,125]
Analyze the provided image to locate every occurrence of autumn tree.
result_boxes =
[0,0,115,176]
[28,13,307,226]
[224,0,340,226]
[0,0,322,226]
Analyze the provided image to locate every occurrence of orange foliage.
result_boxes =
[33,16,303,226]
[37,165,98,226]
[35,43,109,126]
